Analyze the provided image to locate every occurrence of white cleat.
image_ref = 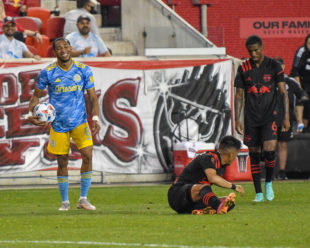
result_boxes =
[59,202,70,211]
[77,198,96,211]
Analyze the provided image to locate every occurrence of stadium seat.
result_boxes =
[15,17,40,32]
[47,45,56,57]
[26,0,41,8]
[26,45,39,55]
[98,0,120,5]
[27,7,51,35]
[26,35,50,57]
[46,17,65,41]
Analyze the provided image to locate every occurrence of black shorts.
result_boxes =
[168,184,205,214]
[244,120,278,147]
[278,127,293,142]
[303,101,310,121]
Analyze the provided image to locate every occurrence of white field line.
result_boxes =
[0,240,291,248]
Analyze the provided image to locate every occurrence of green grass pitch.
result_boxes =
[0,181,309,248]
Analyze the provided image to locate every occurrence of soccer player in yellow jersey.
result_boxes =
[28,38,100,211]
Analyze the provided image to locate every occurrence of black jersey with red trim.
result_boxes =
[234,56,285,126]
[174,151,225,185]
[290,46,310,92]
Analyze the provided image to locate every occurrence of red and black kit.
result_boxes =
[168,152,225,213]
[234,56,285,146]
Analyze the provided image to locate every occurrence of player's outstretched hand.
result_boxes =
[235,185,245,197]
[92,120,101,135]
[28,115,47,126]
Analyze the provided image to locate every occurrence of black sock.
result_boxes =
[200,186,221,210]
[250,152,262,193]
[208,196,221,210]
[265,167,274,182]
[264,151,276,182]
[252,173,262,193]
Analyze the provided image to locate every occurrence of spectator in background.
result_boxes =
[0,16,40,59]
[2,0,28,16]
[0,1,43,44]
[0,17,43,44]
[274,57,309,180]
[63,0,100,37]
[66,14,110,57]
[290,34,310,133]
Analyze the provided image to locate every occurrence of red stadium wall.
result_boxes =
[161,0,310,74]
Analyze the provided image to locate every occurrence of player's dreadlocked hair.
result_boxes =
[245,35,263,47]
[218,135,241,152]
[52,37,71,50]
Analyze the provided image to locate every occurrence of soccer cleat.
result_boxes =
[277,171,288,180]
[265,182,275,201]
[59,202,70,211]
[192,207,216,215]
[77,198,96,211]
[253,192,264,202]
[219,196,235,212]
[216,193,236,214]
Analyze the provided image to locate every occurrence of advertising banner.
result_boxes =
[0,59,233,174]
[240,17,310,38]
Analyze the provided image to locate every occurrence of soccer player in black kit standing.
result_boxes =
[234,35,290,202]
[168,136,245,215]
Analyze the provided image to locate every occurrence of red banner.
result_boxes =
[0,59,233,174]
[240,17,310,38]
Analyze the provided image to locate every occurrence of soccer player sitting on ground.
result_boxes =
[28,38,100,211]
[66,14,111,57]
[168,135,245,215]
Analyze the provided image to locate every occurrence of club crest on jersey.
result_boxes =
[263,74,271,82]
[74,74,81,82]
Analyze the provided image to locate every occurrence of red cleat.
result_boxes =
[192,206,216,215]
[216,193,236,214]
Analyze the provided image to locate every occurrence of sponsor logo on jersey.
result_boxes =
[55,85,82,93]
[263,74,271,82]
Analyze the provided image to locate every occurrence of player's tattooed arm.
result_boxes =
[234,88,244,135]
[278,82,290,131]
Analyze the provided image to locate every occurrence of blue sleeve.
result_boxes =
[95,35,108,54]
[66,33,77,50]
[83,65,95,90]
[36,69,48,90]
